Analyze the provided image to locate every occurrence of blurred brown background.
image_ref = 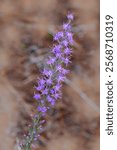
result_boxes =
[0,0,99,150]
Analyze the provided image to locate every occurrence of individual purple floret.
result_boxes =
[67,12,74,20]
[33,93,41,100]
[37,106,47,113]
[20,12,74,150]
[54,31,64,41]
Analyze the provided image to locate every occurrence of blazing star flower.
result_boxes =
[53,92,62,100]
[54,83,61,92]
[63,23,71,30]
[35,84,44,91]
[56,65,62,72]
[66,32,73,44]
[37,106,47,113]
[33,93,41,100]
[46,78,52,85]
[54,31,64,41]
[39,79,45,85]
[67,13,74,20]
[64,47,72,55]
[20,12,74,150]
[62,40,69,47]
[63,57,71,66]
[58,74,66,82]
[52,45,62,54]
[47,57,56,65]
[42,88,48,95]
[62,68,70,75]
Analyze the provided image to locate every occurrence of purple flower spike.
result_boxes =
[21,12,74,150]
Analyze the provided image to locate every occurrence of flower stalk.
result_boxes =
[19,12,74,150]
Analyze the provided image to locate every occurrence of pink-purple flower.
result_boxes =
[34,11,74,129]
[20,12,74,150]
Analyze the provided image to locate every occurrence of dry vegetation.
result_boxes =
[0,0,99,150]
